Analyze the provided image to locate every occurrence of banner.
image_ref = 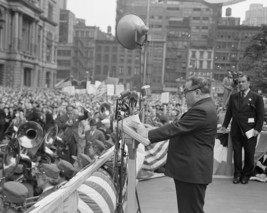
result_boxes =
[86,82,96,95]
[160,92,170,103]
[107,84,115,96]
[95,81,102,89]
[115,84,125,96]
[62,86,75,95]
[106,77,119,85]
[95,82,107,97]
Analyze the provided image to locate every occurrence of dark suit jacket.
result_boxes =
[85,129,106,144]
[223,90,264,136]
[56,111,88,144]
[148,97,217,184]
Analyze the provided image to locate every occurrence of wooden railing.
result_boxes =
[27,147,114,213]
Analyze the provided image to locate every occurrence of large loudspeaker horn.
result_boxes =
[116,14,149,50]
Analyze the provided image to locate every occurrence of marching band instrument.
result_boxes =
[17,121,43,149]
[44,125,58,147]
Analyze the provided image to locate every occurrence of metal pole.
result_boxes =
[143,0,151,85]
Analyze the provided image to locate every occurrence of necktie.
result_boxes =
[241,91,245,98]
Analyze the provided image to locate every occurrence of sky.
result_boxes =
[67,0,267,35]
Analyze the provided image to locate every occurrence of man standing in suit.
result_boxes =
[222,74,264,184]
[56,105,88,163]
[84,119,106,155]
[137,76,217,213]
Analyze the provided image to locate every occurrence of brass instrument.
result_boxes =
[17,121,44,158]
[44,125,58,147]
[2,138,20,179]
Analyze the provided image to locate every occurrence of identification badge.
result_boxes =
[248,118,255,123]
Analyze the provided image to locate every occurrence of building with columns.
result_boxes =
[0,0,59,88]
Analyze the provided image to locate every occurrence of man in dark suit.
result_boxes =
[84,119,106,155]
[0,101,6,142]
[138,76,217,213]
[56,105,88,163]
[222,74,264,184]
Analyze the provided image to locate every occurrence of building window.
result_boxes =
[134,67,139,75]
[104,46,110,51]
[46,32,53,62]
[104,65,108,76]
[207,61,211,69]
[104,55,109,62]
[199,60,203,69]
[112,55,117,62]
[119,67,123,75]
[22,15,32,53]
[0,64,3,85]
[207,51,212,59]
[96,65,101,75]
[127,67,132,75]
[199,51,204,58]
[48,3,53,21]
[111,66,116,77]
[57,60,71,66]
[24,68,32,87]
[46,72,51,88]
[191,51,196,58]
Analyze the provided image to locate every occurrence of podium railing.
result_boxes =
[27,147,114,213]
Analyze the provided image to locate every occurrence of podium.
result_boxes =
[117,115,150,213]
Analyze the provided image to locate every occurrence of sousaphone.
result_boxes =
[2,138,20,179]
[17,121,44,158]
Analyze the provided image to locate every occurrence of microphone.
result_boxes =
[129,91,139,101]
[119,90,132,99]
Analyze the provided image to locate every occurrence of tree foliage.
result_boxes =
[239,25,267,93]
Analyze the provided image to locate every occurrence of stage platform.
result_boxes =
[137,176,267,213]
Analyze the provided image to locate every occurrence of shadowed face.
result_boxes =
[238,76,250,92]
[183,81,199,108]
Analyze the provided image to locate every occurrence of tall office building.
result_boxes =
[214,17,260,81]
[116,0,222,92]
[243,4,267,26]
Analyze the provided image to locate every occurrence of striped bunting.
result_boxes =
[77,170,117,213]
[142,140,169,171]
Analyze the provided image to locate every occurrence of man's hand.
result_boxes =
[136,124,149,139]
[221,126,227,134]
[253,129,260,137]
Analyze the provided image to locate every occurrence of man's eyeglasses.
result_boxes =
[183,87,200,95]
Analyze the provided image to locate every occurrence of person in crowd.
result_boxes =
[222,71,233,109]
[1,181,29,213]
[87,139,106,160]
[84,118,106,155]
[56,104,88,163]
[253,154,267,175]
[56,159,78,213]
[221,74,265,184]
[57,159,76,188]
[0,101,7,142]
[137,76,217,213]
[34,163,60,201]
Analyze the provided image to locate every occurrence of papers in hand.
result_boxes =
[116,115,150,146]
[245,129,254,139]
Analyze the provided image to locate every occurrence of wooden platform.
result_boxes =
[136,176,267,213]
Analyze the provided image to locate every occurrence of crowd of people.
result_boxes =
[0,72,267,213]
[0,85,186,212]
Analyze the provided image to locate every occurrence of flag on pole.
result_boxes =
[95,82,107,97]
[55,77,72,88]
